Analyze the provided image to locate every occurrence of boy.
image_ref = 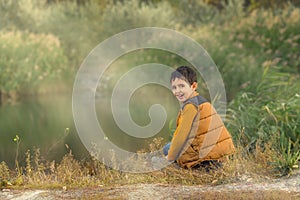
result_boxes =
[164,66,235,169]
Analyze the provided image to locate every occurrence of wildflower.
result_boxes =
[13,135,20,142]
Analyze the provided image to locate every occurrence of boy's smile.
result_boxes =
[171,78,197,103]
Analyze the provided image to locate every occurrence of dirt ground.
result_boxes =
[1,173,299,200]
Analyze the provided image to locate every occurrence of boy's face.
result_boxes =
[171,77,197,103]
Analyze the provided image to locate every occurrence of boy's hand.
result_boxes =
[165,155,171,162]
[151,156,173,170]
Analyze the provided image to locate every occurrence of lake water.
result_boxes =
[0,94,83,168]
[0,88,178,168]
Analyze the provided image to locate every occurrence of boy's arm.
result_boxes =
[167,104,198,161]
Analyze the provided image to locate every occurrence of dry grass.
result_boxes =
[0,138,299,200]
[0,138,291,190]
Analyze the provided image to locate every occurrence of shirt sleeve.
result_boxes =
[167,104,198,161]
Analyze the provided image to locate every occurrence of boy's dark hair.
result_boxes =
[170,66,197,85]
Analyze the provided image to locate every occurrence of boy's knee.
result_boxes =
[163,142,171,156]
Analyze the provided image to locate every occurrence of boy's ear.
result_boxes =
[191,82,198,90]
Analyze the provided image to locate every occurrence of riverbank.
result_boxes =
[1,172,299,200]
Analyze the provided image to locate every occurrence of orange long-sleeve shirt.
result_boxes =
[167,103,198,161]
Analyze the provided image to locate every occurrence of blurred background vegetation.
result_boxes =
[0,0,299,175]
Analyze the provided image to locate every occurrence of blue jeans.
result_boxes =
[163,142,171,156]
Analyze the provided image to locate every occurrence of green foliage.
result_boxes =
[227,67,300,174]
[275,140,300,175]
[39,0,104,69]
[225,5,300,74]
[186,3,300,101]
[101,0,176,37]
[0,30,68,93]
[248,0,300,10]
[264,92,300,174]
[0,0,178,71]
[173,0,219,26]
[169,0,245,26]
[0,0,49,30]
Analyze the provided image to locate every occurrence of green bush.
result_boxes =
[0,0,178,71]
[101,0,176,37]
[38,0,176,70]
[0,30,68,93]
[172,0,219,26]
[39,0,105,70]
[0,0,49,30]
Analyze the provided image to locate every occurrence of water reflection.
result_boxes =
[0,94,87,168]
[95,85,178,152]
[0,87,178,168]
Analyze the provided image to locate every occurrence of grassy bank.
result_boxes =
[1,137,296,190]
[0,0,299,188]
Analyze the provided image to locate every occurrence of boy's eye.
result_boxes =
[172,84,186,90]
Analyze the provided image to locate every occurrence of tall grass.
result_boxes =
[227,67,300,175]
